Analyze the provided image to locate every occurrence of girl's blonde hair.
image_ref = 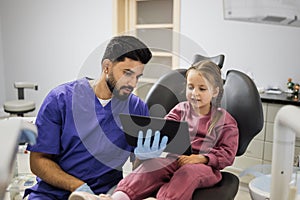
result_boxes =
[186,60,224,134]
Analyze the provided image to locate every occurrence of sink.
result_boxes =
[249,174,300,200]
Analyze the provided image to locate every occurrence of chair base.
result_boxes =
[4,109,35,117]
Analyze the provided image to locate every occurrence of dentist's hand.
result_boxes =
[19,129,37,145]
[134,129,168,160]
[75,183,94,194]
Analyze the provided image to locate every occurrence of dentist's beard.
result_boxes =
[106,76,133,100]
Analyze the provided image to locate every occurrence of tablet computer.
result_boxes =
[119,113,192,155]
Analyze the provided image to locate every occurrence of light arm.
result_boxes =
[270,105,300,200]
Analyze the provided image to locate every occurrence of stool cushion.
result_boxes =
[3,100,35,113]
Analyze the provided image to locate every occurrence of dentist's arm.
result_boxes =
[30,152,91,193]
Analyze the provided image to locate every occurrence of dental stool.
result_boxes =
[3,82,38,117]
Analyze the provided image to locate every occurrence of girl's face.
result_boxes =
[186,69,219,115]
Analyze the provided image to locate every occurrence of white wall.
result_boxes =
[180,0,300,90]
[0,15,5,116]
[1,0,300,117]
[0,0,113,116]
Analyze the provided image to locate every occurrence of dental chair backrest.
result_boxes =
[145,54,225,118]
[193,54,225,69]
[221,70,264,156]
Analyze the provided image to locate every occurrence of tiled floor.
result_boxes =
[235,185,252,200]
[4,185,253,200]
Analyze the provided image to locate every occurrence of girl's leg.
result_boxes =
[156,164,221,200]
[114,158,177,200]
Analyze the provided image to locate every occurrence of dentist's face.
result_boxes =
[106,58,144,100]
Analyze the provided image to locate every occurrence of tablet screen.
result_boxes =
[119,113,192,155]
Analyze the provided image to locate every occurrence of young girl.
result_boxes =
[69,60,239,200]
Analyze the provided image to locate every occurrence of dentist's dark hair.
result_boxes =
[102,35,152,64]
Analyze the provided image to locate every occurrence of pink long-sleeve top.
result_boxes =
[165,101,239,170]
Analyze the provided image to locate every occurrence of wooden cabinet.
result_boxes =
[114,0,180,100]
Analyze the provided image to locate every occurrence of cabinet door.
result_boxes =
[136,0,173,25]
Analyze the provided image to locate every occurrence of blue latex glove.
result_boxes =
[19,130,37,145]
[75,183,94,194]
[134,129,168,160]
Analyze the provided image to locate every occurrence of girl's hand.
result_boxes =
[177,154,208,167]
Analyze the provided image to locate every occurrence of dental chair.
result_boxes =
[0,119,37,200]
[3,82,38,117]
[144,55,264,199]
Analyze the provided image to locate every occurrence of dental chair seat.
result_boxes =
[192,171,239,199]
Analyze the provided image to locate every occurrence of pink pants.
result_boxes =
[115,157,222,200]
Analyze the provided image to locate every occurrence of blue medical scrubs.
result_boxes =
[24,78,149,199]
